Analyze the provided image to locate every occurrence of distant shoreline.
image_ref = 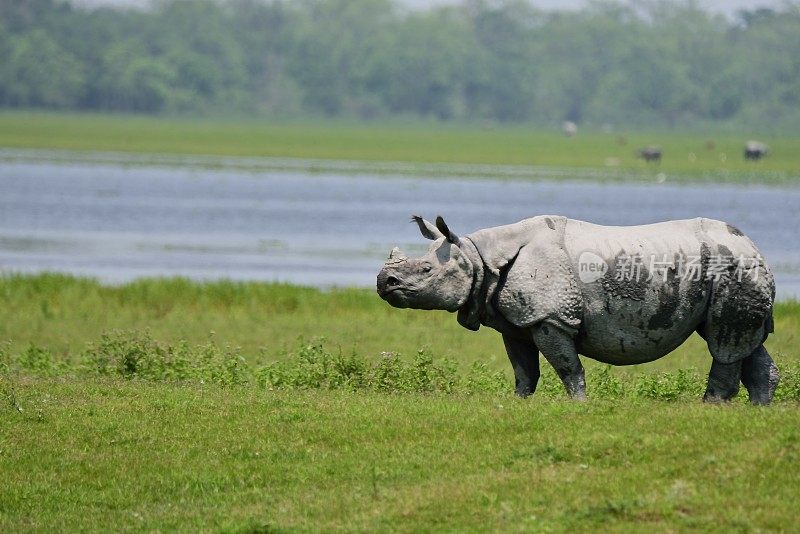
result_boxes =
[1,112,798,184]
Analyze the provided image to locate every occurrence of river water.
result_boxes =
[1,151,799,299]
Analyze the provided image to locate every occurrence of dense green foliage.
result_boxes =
[2,0,800,129]
[4,330,800,401]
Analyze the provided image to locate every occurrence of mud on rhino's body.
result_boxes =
[377,215,779,404]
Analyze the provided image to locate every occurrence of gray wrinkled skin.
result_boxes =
[376,215,779,404]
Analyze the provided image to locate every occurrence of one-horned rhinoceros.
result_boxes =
[376,215,778,404]
[744,140,769,161]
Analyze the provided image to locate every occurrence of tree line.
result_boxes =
[1,0,799,129]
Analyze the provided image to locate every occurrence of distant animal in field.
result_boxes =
[377,215,778,404]
[638,146,662,163]
[744,140,769,161]
[705,139,716,151]
[562,121,577,137]
[617,135,627,146]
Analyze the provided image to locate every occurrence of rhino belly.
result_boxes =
[573,260,710,364]
[575,302,705,365]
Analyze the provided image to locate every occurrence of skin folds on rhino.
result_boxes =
[377,215,779,404]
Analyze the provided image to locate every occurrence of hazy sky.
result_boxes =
[73,0,786,16]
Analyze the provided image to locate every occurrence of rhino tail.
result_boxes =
[763,310,774,342]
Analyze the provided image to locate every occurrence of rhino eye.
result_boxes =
[421,263,432,272]
[386,276,400,286]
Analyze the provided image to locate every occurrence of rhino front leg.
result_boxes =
[502,334,540,398]
[531,324,586,400]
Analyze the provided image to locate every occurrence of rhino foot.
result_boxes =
[741,345,779,406]
[703,359,742,403]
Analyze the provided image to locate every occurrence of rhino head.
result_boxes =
[377,216,473,311]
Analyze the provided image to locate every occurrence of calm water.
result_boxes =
[1,155,799,299]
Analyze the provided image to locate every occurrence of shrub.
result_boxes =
[81,330,249,385]
[634,369,704,401]
[5,330,798,402]
[460,362,507,395]
[590,366,625,399]
[775,362,800,402]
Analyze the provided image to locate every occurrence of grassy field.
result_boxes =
[2,274,799,374]
[2,275,800,530]
[3,380,799,531]
[2,111,799,178]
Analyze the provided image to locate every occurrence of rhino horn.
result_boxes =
[388,247,407,261]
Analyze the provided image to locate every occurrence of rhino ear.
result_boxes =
[436,216,459,244]
[411,215,443,240]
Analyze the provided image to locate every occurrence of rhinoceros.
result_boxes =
[637,146,662,163]
[744,140,769,161]
[376,215,778,404]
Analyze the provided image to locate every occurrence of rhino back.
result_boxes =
[472,216,772,365]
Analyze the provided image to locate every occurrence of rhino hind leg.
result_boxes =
[502,334,541,398]
[531,324,586,400]
[703,359,742,403]
[701,267,774,365]
[741,345,779,405]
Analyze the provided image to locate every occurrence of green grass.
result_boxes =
[2,380,799,531]
[2,274,800,531]
[2,111,799,178]
[2,274,798,374]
